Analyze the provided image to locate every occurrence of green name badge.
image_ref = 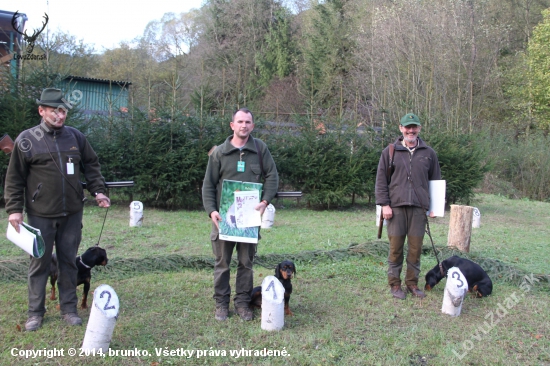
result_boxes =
[237,161,245,172]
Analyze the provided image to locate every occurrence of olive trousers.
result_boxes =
[211,238,256,309]
[386,206,426,287]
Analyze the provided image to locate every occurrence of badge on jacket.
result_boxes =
[67,158,74,175]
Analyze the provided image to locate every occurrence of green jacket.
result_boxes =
[4,121,106,217]
[375,136,441,210]
[202,135,279,219]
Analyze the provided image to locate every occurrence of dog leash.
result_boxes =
[96,206,109,247]
[425,218,444,276]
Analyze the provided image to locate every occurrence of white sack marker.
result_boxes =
[472,207,481,228]
[260,275,285,331]
[129,201,143,227]
[261,204,276,229]
[82,284,119,352]
[441,267,468,317]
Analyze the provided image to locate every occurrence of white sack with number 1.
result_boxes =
[261,275,285,331]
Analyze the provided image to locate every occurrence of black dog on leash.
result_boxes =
[250,260,296,315]
[424,256,493,297]
[50,246,108,309]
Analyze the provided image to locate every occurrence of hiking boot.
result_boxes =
[62,313,82,326]
[406,285,426,299]
[25,316,43,331]
[390,285,406,300]
[215,306,228,321]
[235,306,253,321]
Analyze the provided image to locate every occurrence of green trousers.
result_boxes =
[386,206,426,287]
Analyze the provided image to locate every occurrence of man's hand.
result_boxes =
[8,212,23,233]
[95,193,111,208]
[382,205,393,220]
[210,211,222,231]
[255,201,268,216]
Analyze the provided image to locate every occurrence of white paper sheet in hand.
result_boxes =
[234,190,262,228]
[428,180,446,217]
[6,222,45,258]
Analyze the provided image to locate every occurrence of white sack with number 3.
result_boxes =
[442,267,469,317]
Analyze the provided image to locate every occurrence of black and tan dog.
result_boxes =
[424,256,492,297]
[250,260,296,315]
[50,246,108,309]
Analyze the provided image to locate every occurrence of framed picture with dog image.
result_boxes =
[219,179,263,244]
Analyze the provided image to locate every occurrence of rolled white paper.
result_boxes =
[428,180,446,217]
[375,205,387,227]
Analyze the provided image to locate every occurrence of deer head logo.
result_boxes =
[11,11,48,54]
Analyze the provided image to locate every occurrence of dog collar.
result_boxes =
[438,262,445,276]
[79,256,91,269]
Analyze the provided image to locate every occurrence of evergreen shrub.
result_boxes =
[425,131,490,205]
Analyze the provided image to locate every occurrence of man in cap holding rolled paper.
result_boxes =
[4,88,110,331]
[375,113,441,300]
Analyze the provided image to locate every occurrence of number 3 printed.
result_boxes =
[451,271,464,288]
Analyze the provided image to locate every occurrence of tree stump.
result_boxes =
[447,205,474,252]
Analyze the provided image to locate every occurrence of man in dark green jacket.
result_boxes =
[5,88,110,331]
[202,108,278,321]
[375,113,441,300]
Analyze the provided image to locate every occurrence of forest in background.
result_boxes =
[2,0,550,208]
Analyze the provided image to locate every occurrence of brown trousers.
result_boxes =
[386,206,426,287]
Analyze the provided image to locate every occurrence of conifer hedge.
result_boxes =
[0,92,489,209]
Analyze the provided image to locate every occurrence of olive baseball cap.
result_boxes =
[400,113,421,126]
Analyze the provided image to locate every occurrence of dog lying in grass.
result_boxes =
[50,246,108,309]
[250,260,296,315]
[424,256,492,298]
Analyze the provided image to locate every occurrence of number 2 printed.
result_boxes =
[100,290,116,311]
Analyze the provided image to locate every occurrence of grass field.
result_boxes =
[0,194,548,365]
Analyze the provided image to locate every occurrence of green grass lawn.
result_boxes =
[0,194,548,365]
